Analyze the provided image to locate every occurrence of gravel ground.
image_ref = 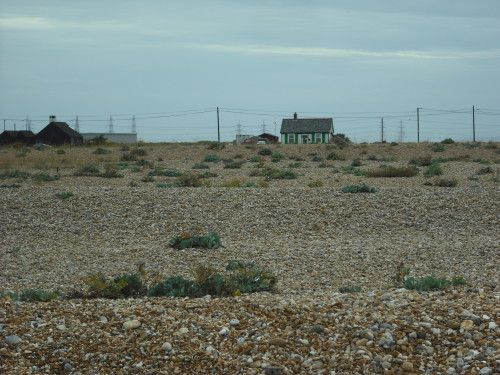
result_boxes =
[1,142,499,374]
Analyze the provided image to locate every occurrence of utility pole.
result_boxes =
[417,108,421,143]
[472,106,476,142]
[262,120,267,134]
[3,119,6,131]
[381,117,384,143]
[109,116,114,133]
[75,116,80,132]
[132,115,136,134]
[26,115,31,131]
[398,120,404,143]
[217,107,220,142]
[236,120,242,136]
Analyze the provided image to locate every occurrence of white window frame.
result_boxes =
[315,133,322,144]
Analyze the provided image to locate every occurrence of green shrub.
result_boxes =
[367,155,378,161]
[121,153,138,161]
[390,142,398,146]
[206,142,225,150]
[249,156,263,163]
[142,175,155,182]
[20,289,59,302]
[224,161,244,169]
[85,273,145,299]
[288,162,302,168]
[135,159,151,167]
[464,142,480,149]
[441,138,455,144]
[226,260,257,270]
[74,165,100,176]
[192,163,209,169]
[198,171,218,178]
[367,166,418,178]
[409,155,432,166]
[404,276,450,291]
[92,147,112,155]
[258,148,273,156]
[451,276,467,286]
[1,183,21,188]
[351,158,362,167]
[204,154,222,163]
[250,167,296,180]
[308,180,323,187]
[169,231,222,250]
[119,145,130,151]
[341,184,376,193]
[34,143,47,151]
[326,152,346,161]
[311,156,323,162]
[100,168,123,178]
[342,166,367,176]
[147,276,199,298]
[117,162,129,170]
[55,192,73,199]
[227,266,277,294]
[434,178,457,187]
[477,166,493,175]
[338,286,361,293]
[473,158,490,164]
[271,153,284,162]
[56,149,66,155]
[131,148,147,156]
[31,173,59,181]
[175,174,205,187]
[423,163,443,177]
[431,143,445,152]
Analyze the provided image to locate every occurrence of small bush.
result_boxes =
[119,145,130,151]
[206,142,225,150]
[308,180,323,187]
[100,167,123,178]
[131,148,147,156]
[311,156,323,162]
[228,266,277,294]
[225,260,257,270]
[249,156,263,163]
[121,153,138,161]
[423,163,443,177]
[404,276,450,291]
[258,148,273,156]
[224,161,244,169]
[55,192,73,199]
[31,174,59,181]
[434,178,457,187]
[288,162,302,168]
[367,155,378,161]
[351,158,362,167]
[431,143,445,152]
[326,152,346,161]
[34,143,47,151]
[192,163,209,169]
[390,142,398,146]
[341,184,376,193]
[169,231,222,250]
[175,174,205,187]
[85,273,145,299]
[441,138,455,144]
[477,166,493,175]
[0,183,21,188]
[338,286,361,293]
[148,276,200,298]
[135,159,151,167]
[198,171,218,178]
[367,166,418,178]
[342,166,367,176]
[204,154,222,163]
[93,147,112,155]
[271,153,284,162]
[56,149,66,155]
[20,289,59,302]
[409,155,432,166]
[451,276,467,286]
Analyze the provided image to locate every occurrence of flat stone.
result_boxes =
[5,335,21,346]
[402,361,413,372]
[162,342,172,352]
[268,337,287,347]
[460,320,474,331]
[123,320,141,329]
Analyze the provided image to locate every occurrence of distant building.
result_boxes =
[35,116,83,145]
[236,134,254,144]
[81,133,138,144]
[0,130,35,145]
[280,112,334,144]
[258,133,279,144]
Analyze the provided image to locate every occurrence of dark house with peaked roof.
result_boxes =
[0,130,35,145]
[280,113,334,144]
[35,117,83,145]
[258,133,279,144]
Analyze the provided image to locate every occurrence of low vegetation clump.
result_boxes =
[326,152,346,161]
[441,138,455,144]
[169,231,222,250]
[198,171,218,179]
[2,289,61,302]
[431,143,445,152]
[341,184,376,193]
[192,163,209,169]
[224,161,244,169]
[409,155,433,166]
[404,276,451,291]
[92,147,112,155]
[174,174,208,187]
[271,153,285,162]
[206,142,225,150]
[248,156,263,163]
[121,153,138,161]
[308,180,323,187]
[423,163,443,177]
[149,169,183,177]
[84,273,145,299]
[131,148,147,156]
[31,173,59,182]
[477,166,493,175]
[0,183,21,188]
[56,149,66,154]
[100,167,123,178]
[258,148,273,156]
[250,167,297,180]
[75,165,100,176]
[204,154,222,163]
[338,286,361,293]
[34,143,47,151]
[54,191,73,199]
[342,166,367,176]
[367,166,418,178]
[433,177,458,187]
[351,158,362,167]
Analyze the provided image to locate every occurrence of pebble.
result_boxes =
[5,335,21,346]
[460,320,474,331]
[123,320,141,329]
[162,342,172,352]
[219,327,230,335]
[229,319,240,326]
[63,363,73,372]
[268,337,287,347]
[401,361,413,372]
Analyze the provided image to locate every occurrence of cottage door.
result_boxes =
[301,135,308,144]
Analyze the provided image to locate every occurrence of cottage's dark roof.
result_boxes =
[39,122,82,138]
[0,130,34,138]
[280,118,333,134]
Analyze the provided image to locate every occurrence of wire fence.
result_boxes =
[2,107,499,143]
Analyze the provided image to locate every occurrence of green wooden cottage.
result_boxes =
[280,113,334,144]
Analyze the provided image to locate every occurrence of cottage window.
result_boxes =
[288,134,295,144]
[315,133,322,144]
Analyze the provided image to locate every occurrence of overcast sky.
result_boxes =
[1,0,499,142]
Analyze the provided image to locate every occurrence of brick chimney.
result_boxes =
[293,112,297,120]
